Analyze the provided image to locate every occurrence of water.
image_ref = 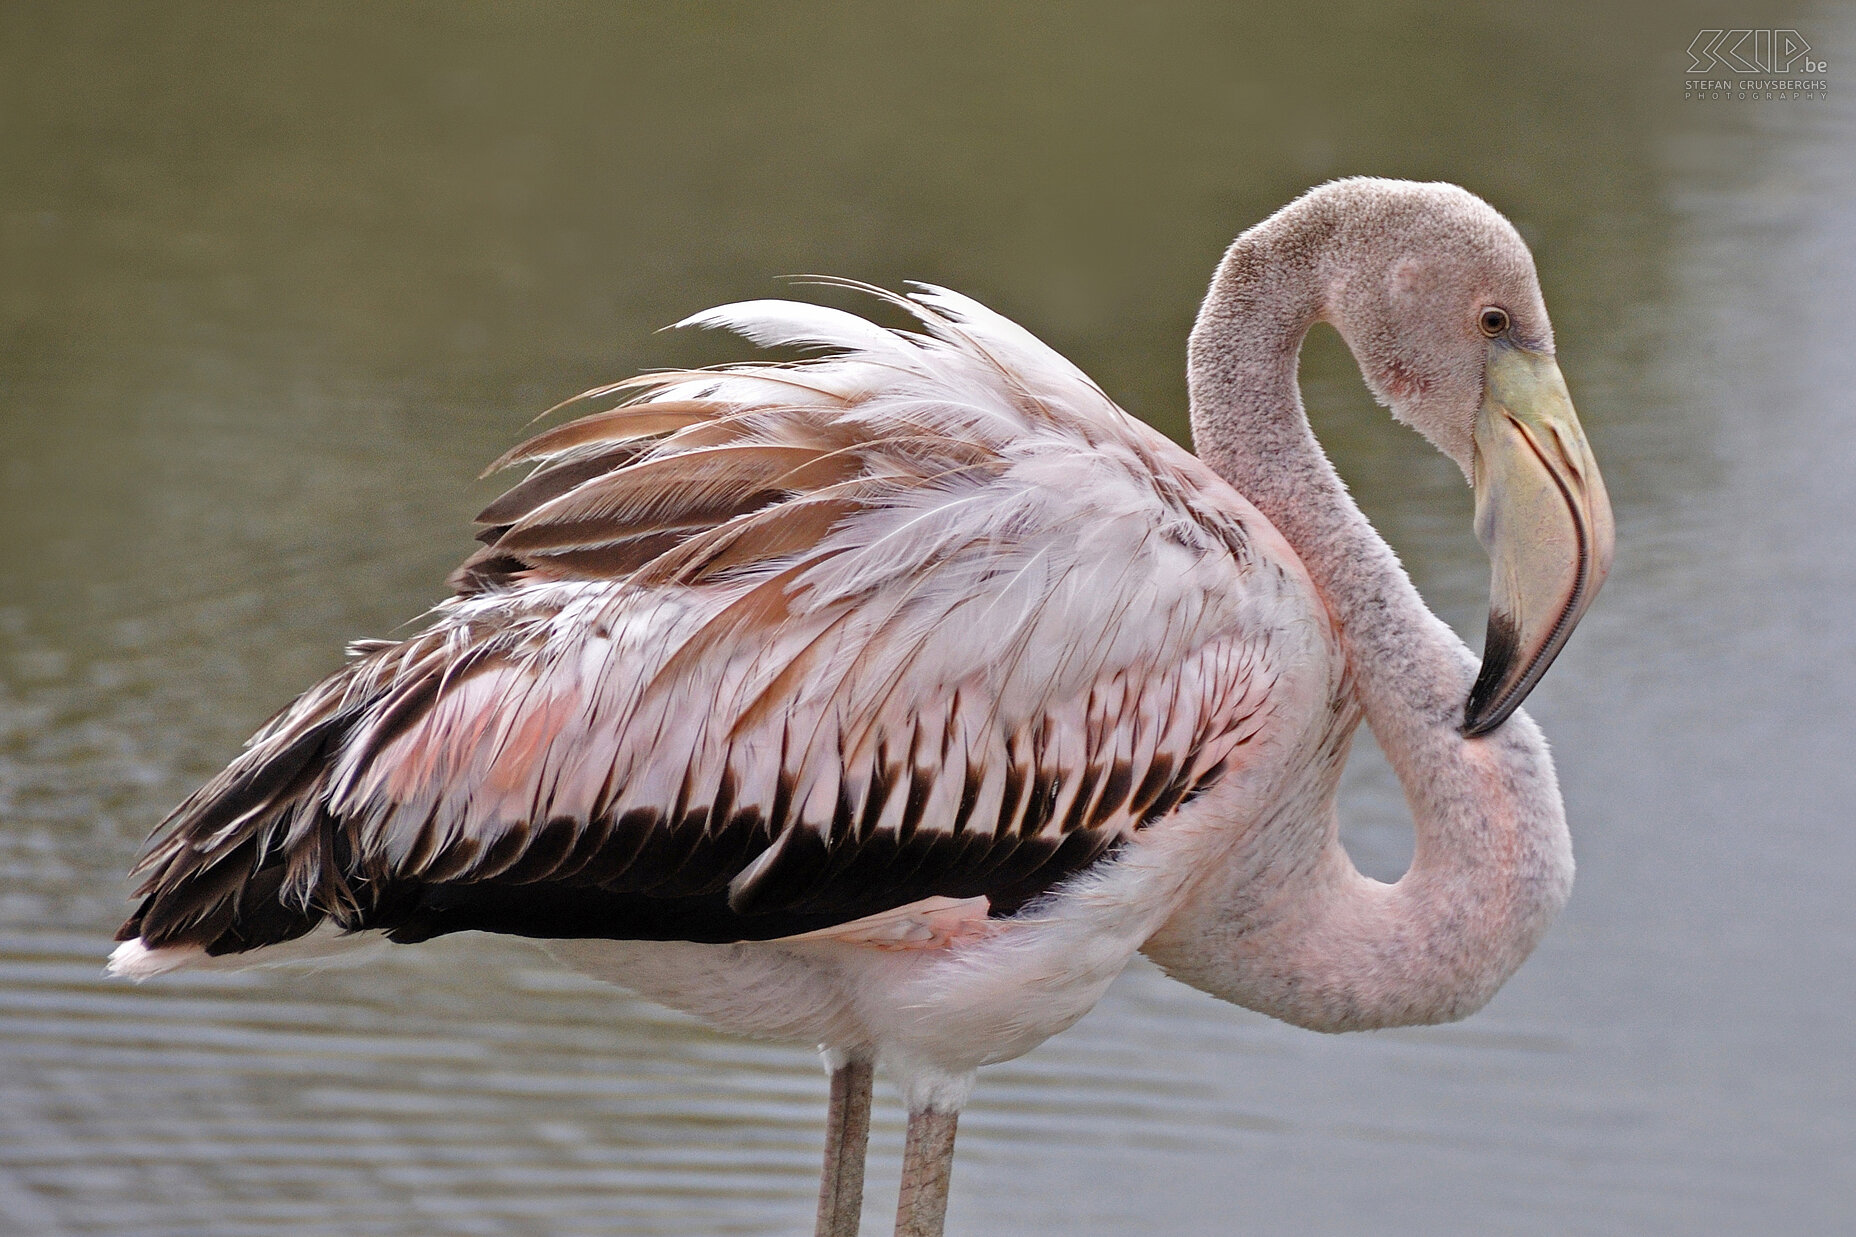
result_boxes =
[3,3,1852,1233]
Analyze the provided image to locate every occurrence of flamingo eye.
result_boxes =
[1478,307,1510,337]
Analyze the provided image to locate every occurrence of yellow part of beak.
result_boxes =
[1462,345,1616,737]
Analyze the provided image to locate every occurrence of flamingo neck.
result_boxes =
[1149,219,1573,1031]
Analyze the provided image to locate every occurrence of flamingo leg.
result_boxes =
[892,1106,959,1237]
[815,1052,874,1237]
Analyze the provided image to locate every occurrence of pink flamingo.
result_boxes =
[112,179,1612,1237]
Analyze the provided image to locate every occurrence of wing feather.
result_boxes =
[118,284,1309,957]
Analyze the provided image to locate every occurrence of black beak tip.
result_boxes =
[1460,699,1508,738]
[1461,610,1523,739]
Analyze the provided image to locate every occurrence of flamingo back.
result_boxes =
[116,283,1312,967]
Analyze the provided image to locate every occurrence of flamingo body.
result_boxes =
[112,283,1347,1096]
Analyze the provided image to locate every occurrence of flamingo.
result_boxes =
[109,178,1613,1237]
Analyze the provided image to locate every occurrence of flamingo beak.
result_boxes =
[1461,344,1615,737]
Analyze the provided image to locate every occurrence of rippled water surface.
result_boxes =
[4,3,1852,1234]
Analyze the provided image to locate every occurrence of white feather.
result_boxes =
[673,300,919,363]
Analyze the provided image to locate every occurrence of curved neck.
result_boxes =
[1151,225,1573,1031]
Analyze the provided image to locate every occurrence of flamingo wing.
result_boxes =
[119,285,1295,959]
